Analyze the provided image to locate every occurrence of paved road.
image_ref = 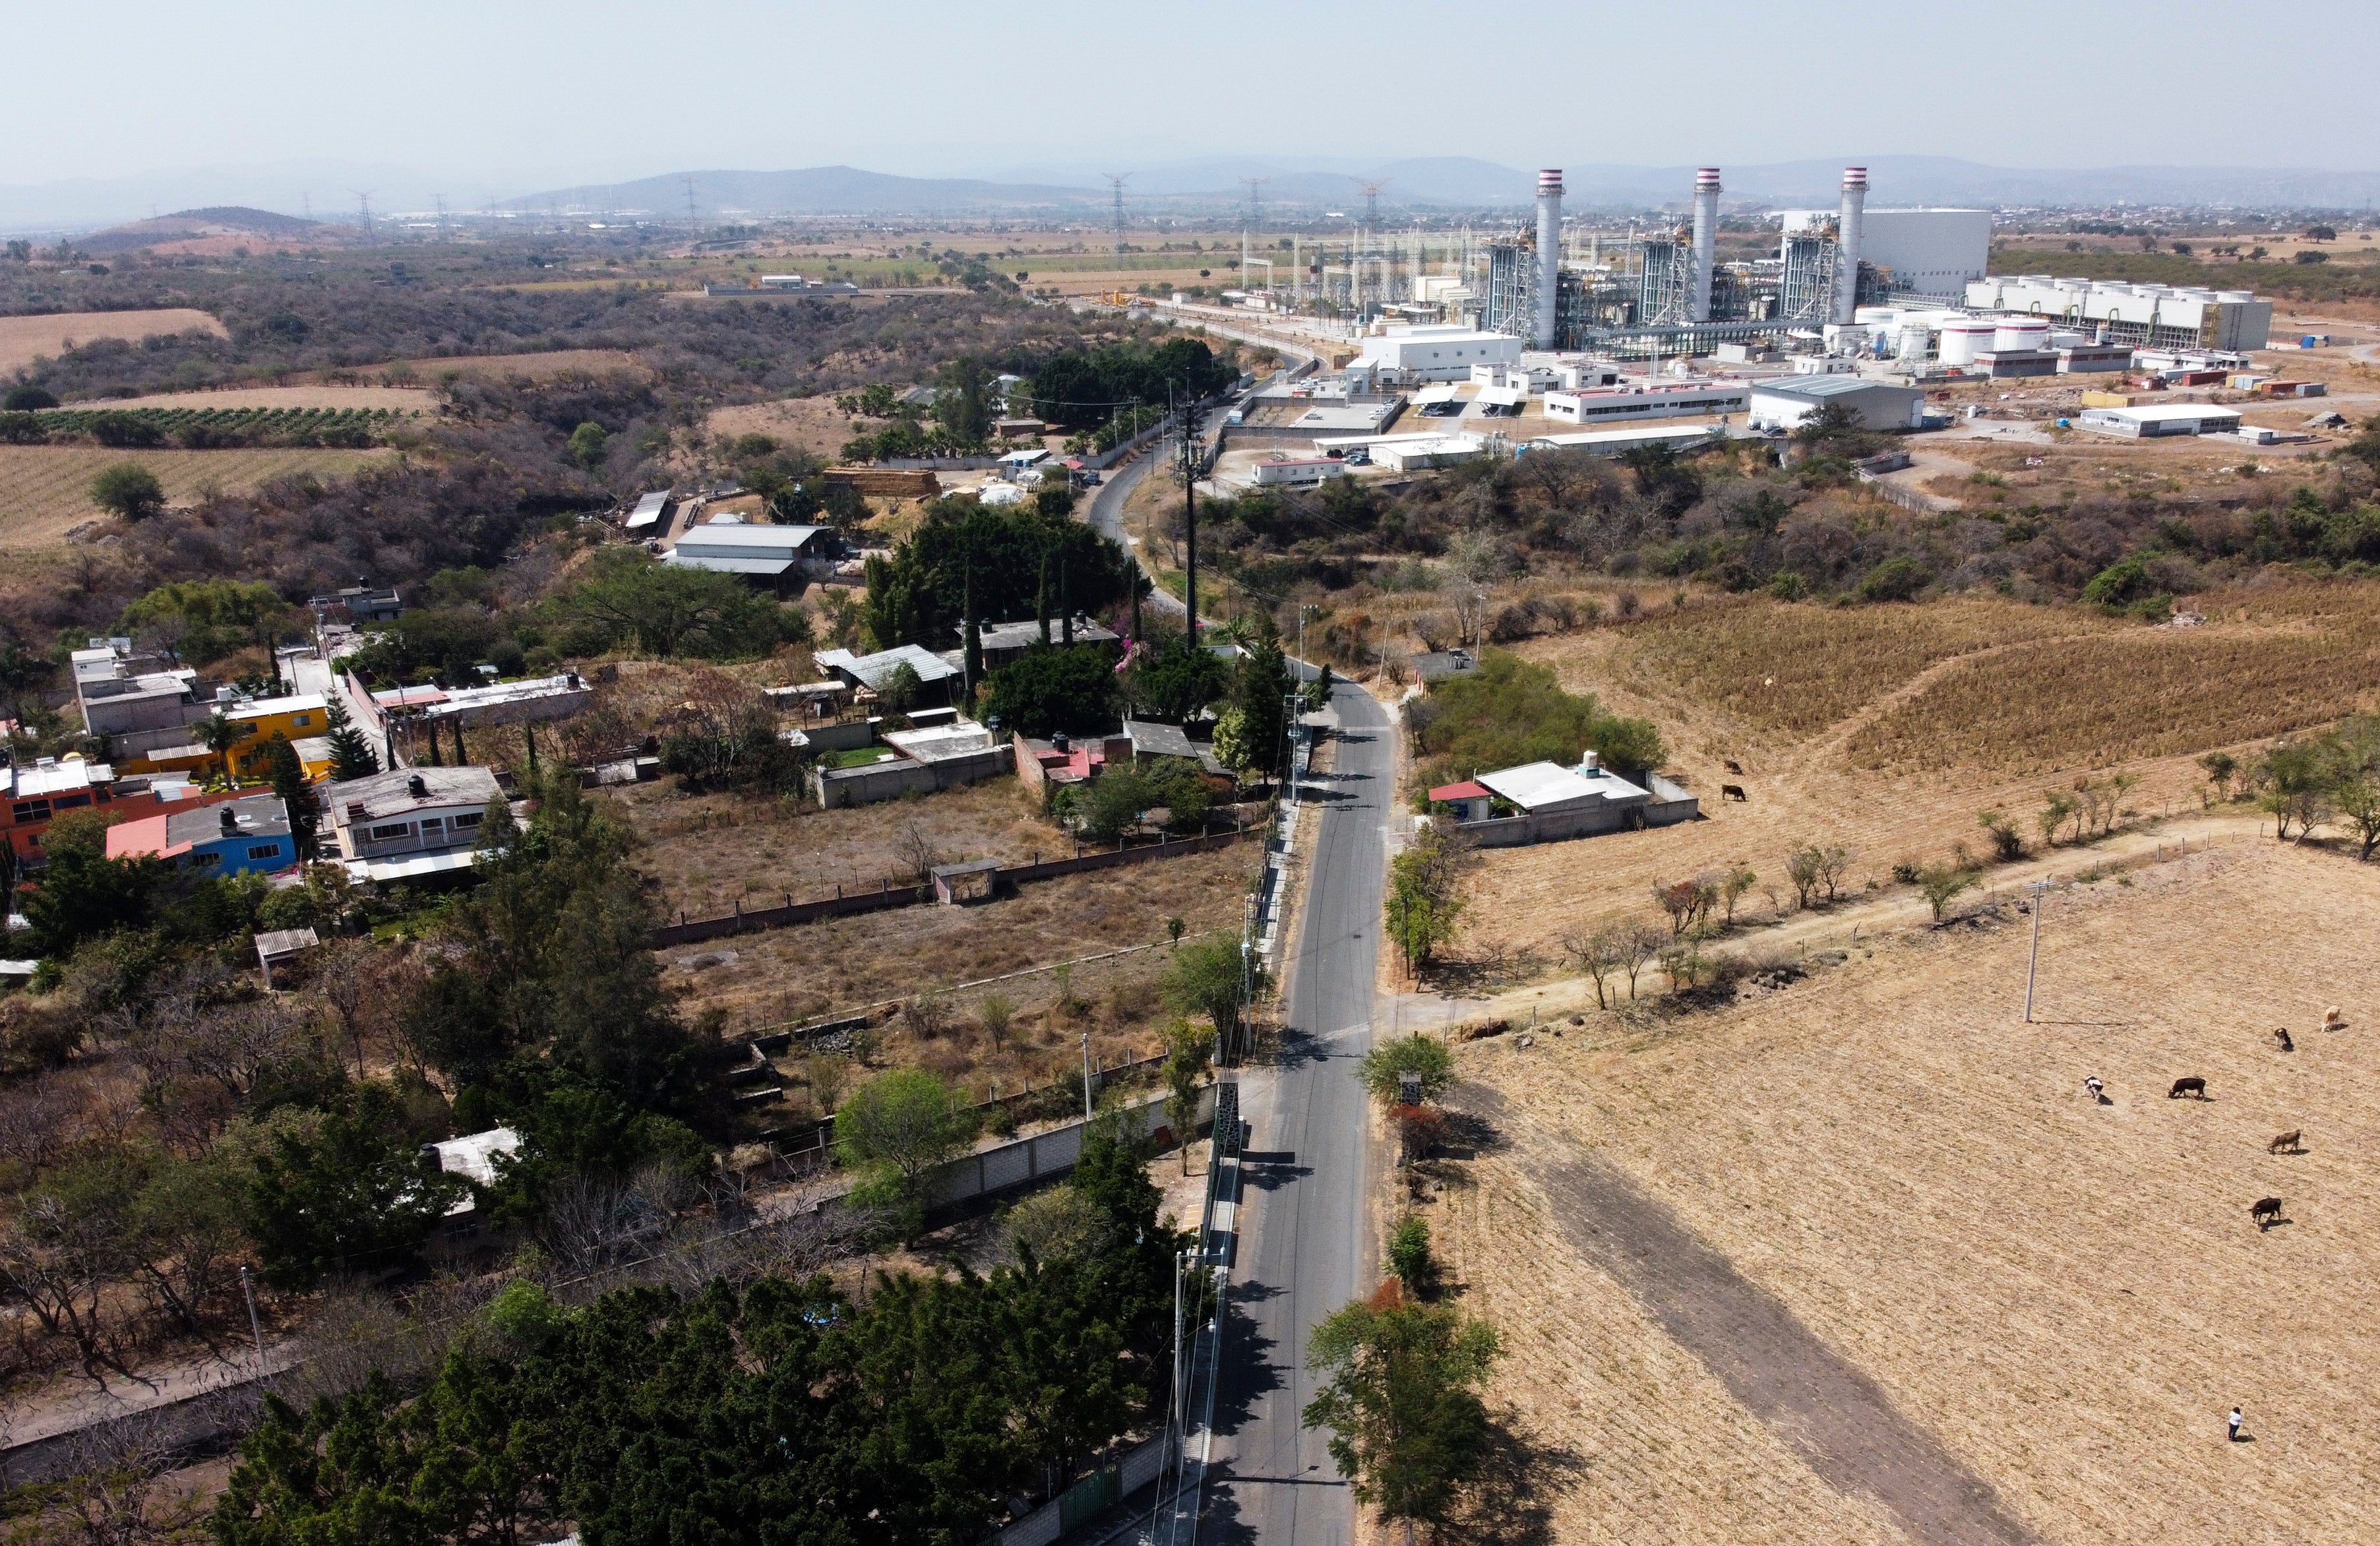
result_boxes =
[1204,677,1395,1546]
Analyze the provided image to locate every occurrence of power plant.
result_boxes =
[1222,161,2273,363]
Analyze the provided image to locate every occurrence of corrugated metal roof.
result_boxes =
[1748,375,1914,400]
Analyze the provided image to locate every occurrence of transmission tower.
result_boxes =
[1350,179,1389,315]
[683,176,698,226]
[1104,173,1130,257]
[1240,176,1268,284]
[353,192,374,239]
[434,195,448,238]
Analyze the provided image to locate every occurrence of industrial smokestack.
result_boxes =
[1833,166,1867,325]
[1690,168,1721,323]
[1533,168,1562,348]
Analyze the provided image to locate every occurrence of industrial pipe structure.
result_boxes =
[1690,168,1720,323]
[1833,166,1867,325]
[1533,168,1562,348]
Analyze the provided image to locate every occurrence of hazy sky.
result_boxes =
[15,0,2379,191]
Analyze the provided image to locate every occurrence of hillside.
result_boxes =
[82,206,338,255]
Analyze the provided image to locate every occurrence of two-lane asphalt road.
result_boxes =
[1205,676,1395,1546]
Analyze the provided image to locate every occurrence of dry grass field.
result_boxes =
[704,396,865,460]
[97,384,437,412]
[364,349,646,382]
[1448,584,2380,967]
[0,308,226,373]
[1428,840,2380,1543]
[0,444,392,555]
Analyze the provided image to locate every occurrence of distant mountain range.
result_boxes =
[8,155,2379,234]
[515,157,2380,217]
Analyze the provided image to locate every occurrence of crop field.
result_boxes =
[1444,584,2380,965]
[0,444,392,554]
[1428,840,2380,1543]
[25,404,409,447]
[0,308,226,373]
[1603,596,2114,740]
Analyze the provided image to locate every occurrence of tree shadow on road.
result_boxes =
[1211,1279,1287,1440]
[1442,1411,1591,1546]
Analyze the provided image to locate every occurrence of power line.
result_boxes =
[1105,173,1130,257]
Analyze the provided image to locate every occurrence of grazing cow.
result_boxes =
[1723,758,1745,775]
[2083,1075,2107,1104]
[2269,1129,2302,1154]
[1721,783,1748,802]
[2251,1196,2283,1229]
[2274,1027,2295,1052]
[2323,1005,2346,1030]
[2168,1076,2208,1099]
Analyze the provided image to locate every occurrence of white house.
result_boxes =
[326,766,505,882]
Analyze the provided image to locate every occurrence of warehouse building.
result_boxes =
[1748,375,1923,433]
[664,522,830,593]
[2076,404,2243,438]
[1542,382,1748,425]
[1353,325,1522,381]
[1524,424,1724,456]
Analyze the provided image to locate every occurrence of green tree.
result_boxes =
[322,696,381,781]
[1916,861,1978,922]
[876,659,923,718]
[1216,632,1293,778]
[934,356,994,446]
[984,644,1115,737]
[246,1082,464,1289]
[1384,822,1468,972]
[88,462,166,521]
[1163,933,1262,1044]
[262,735,320,862]
[834,1068,979,1237]
[1302,1297,1503,1539]
[22,809,155,959]
[1159,1016,1213,1173]
[567,420,609,470]
[1128,630,1229,722]
[555,549,787,660]
[1386,1216,1437,1296]
[121,578,291,667]
[1359,1034,1456,1107]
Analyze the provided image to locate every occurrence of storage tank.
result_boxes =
[2048,329,2089,350]
[1993,317,2050,353]
[1895,316,1934,360]
[1939,317,1996,366]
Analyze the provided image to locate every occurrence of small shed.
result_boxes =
[931,858,1000,905]
[254,926,321,988]
[1428,780,1494,823]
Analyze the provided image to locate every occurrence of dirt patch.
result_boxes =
[706,396,863,460]
[0,309,226,375]
[367,349,647,383]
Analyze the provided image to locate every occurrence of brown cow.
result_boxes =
[1721,783,1748,802]
[2168,1076,2208,1099]
[2252,1196,2284,1229]
[1723,758,1745,775]
[2269,1130,2302,1154]
[2274,1027,2294,1052]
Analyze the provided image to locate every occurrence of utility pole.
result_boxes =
[241,1266,269,1390]
[1174,388,1200,640]
[1082,1030,1095,1122]
[2023,878,2053,1022]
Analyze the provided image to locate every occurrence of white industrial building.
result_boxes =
[1354,325,1522,381]
[1747,375,1924,433]
[1249,456,1350,487]
[1542,382,1748,425]
[1372,434,1486,472]
[2075,404,2243,438]
[1525,424,1724,456]
[1965,274,2273,352]
[1858,209,1994,298]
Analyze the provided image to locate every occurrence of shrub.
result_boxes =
[89,462,166,521]
[1854,556,1931,603]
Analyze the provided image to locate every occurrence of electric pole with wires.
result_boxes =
[1173,386,1204,639]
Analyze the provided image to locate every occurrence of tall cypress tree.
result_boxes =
[322,698,381,782]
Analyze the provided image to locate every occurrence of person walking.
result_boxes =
[2227,1406,2244,1442]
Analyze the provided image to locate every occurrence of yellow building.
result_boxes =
[133,694,334,782]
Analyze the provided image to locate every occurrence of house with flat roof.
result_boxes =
[960,619,1122,671]
[324,765,504,882]
[107,791,294,877]
[1432,754,1699,848]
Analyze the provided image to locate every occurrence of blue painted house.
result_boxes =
[107,791,295,877]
